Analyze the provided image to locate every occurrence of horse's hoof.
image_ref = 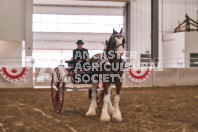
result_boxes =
[86,111,96,116]
[112,112,122,121]
[100,113,111,121]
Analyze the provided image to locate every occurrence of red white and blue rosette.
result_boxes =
[0,67,29,82]
[126,67,151,83]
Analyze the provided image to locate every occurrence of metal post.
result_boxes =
[125,2,131,59]
[151,0,159,63]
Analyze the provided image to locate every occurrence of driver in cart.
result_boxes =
[72,40,90,71]
[72,40,92,98]
[70,40,92,85]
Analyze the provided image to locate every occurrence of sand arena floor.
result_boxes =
[0,86,198,132]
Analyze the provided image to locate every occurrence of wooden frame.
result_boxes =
[174,14,198,33]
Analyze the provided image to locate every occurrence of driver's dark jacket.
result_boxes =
[73,48,90,69]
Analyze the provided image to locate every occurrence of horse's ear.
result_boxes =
[119,28,123,34]
[113,28,116,34]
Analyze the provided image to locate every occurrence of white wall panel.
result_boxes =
[185,32,198,67]
[130,0,151,58]
[34,6,124,16]
[0,41,22,67]
[162,33,185,68]
[0,0,33,57]
[33,5,124,50]
[33,41,104,50]
[161,32,198,68]
[178,68,198,86]
[0,0,25,40]
[154,68,178,86]
[34,0,126,7]
[33,32,110,50]
[33,32,111,42]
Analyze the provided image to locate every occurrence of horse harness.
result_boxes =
[108,34,125,51]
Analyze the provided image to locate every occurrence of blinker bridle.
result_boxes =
[108,34,125,51]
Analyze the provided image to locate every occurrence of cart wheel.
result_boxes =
[51,67,65,113]
[96,82,104,111]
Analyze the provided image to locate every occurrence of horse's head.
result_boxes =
[106,28,125,57]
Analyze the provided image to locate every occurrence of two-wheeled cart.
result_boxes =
[51,60,104,113]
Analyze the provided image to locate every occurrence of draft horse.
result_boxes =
[86,29,125,121]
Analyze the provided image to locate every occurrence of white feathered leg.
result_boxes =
[112,94,122,121]
[86,83,97,116]
[107,87,114,116]
[100,94,111,121]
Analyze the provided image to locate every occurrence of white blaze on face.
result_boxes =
[115,36,124,56]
